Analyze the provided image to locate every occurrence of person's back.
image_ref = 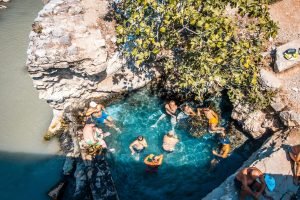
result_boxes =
[83,123,96,144]
[162,131,179,152]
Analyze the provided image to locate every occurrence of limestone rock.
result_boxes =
[259,68,282,90]
[274,39,300,72]
[279,110,300,127]
[243,110,266,139]
[26,0,159,110]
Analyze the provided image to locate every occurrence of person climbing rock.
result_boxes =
[144,154,164,172]
[86,101,120,132]
[288,144,300,185]
[234,167,266,200]
[129,136,148,155]
[197,106,225,133]
[210,132,231,169]
[162,131,179,152]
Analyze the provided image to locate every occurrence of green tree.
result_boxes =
[114,0,278,108]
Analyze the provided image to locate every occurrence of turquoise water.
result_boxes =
[105,90,240,199]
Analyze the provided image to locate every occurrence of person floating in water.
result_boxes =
[162,131,179,152]
[151,100,178,128]
[288,144,300,185]
[234,167,266,200]
[210,132,231,169]
[197,106,225,133]
[129,135,148,155]
[144,154,164,172]
[85,101,120,132]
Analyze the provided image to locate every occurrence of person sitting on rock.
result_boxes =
[162,131,179,152]
[234,167,266,200]
[210,132,231,169]
[82,118,110,148]
[144,154,164,172]
[288,144,300,185]
[129,136,148,155]
[197,106,225,133]
[85,101,120,132]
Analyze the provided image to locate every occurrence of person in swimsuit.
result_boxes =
[182,104,197,117]
[86,101,120,132]
[144,154,164,172]
[288,144,300,185]
[151,100,179,128]
[129,136,148,155]
[165,100,178,118]
[210,132,231,169]
[197,107,225,133]
[234,167,266,200]
[162,131,179,152]
[82,119,110,148]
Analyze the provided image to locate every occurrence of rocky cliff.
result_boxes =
[26,0,159,111]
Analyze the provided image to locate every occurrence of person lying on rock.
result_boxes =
[288,144,300,185]
[210,132,231,169]
[129,135,148,155]
[234,167,266,200]
[197,106,225,134]
[162,131,179,152]
[85,101,120,132]
[144,154,164,172]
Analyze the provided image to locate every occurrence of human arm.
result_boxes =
[254,174,266,198]
[157,155,164,165]
[143,140,148,148]
[241,170,257,198]
[144,154,154,165]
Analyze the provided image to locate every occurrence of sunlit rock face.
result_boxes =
[26,0,158,110]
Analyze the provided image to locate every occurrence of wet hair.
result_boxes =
[86,118,94,124]
[137,135,144,141]
[169,100,175,104]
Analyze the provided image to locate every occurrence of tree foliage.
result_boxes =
[114,0,278,108]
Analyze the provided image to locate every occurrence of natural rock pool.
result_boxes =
[102,89,257,199]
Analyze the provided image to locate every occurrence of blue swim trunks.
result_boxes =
[93,112,109,124]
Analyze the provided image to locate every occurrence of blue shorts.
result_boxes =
[93,112,109,124]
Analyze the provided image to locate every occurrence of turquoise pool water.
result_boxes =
[104,89,244,199]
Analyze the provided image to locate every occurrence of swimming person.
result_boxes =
[197,107,225,133]
[85,101,120,132]
[288,144,300,185]
[151,100,178,128]
[129,136,148,155]
[144,154,164,172]
[210,132,231,169]
[234,167,266,200]
[162,131,179,152]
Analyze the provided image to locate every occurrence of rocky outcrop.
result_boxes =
[274,39,300,72]
[26,0,159,110]
[204,129,300,200]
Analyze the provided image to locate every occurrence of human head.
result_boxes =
[137,135,144,141]
[169,100,176,106]
[89,101,97,108]
[167,131,175,137]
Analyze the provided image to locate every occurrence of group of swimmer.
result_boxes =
[75,99,300,200]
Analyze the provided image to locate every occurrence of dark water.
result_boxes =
[104,90,255,199]
[0,1,63,199]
